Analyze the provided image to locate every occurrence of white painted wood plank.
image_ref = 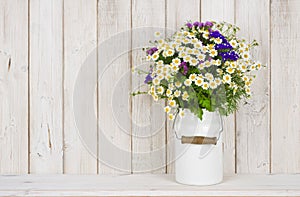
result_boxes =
[0,0,28,174]
[201,0,236,175]
[63,0,98,174]
[131,0,166,173]
[97,0,132,174]
[166,0,200,174]
[271,0,300,173]
[29,0,63,173]
[235,0,270,173]
[0,174,300,196]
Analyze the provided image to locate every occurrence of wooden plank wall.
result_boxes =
[0,0,299,175]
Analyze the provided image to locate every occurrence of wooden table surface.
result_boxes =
[0,174,300,196]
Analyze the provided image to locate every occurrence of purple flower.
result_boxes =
[186,22,193,28]
[205,21,213,27]
[146,47,158,55]
[209,30,222,38]
[215,42,233,50]
[144,73,153,84]
[220,51,239,61]
[179,61,188,75]
[193,21,200,27]
[199,22,204,28]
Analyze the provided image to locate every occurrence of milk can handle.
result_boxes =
[172,112,223,145]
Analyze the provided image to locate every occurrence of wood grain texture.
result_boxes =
[201,0,236,175]
[131,0,166,173]
[29,0,63,173]
[271,0,300,173]
[165,0,200,174]
[0,0,28,174]
[98,0,132,174]
[235,0,270,173]
[1,174,300,196]
[63,0,98,174]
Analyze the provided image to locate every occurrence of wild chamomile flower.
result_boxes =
[230,40,238,48]
[164,106,171,113]
[152,52,159,61]
[166,89,172,97]
[168,83,175,90]
[166,49,175,57]
[152,78,160,85]
[183,56,192,62]
[223,74,232,84]
[215,78,222,85]
[242,52,250,60]
[205,73,214,81]
[168,113,175,120]
[209,80,218,89]
[202,82,209,90]
[209,49,218,57]
[184,79,192,86]
[226,67,235,74]
[214,37,222,44]
[189,74,197,81]
[174,90,181,97]
[195,77,204,86]
[242,76,249,82]
[169,100,176,107]
[152,94,159,101]
[172,58,181,66]
[197,54,205,61]
[175,81,182,88]
[190,58,198,66]
[179,51,187,58]
[154,31,161,37]
[256,62,262,70]
[182,91,189,101]
[157,86,164,94]
[239,64,247,72]
[204,60,212,68]
[179,109,185,117]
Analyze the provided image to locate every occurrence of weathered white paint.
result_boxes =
[98,0,132,174]
[63,0,98,174]
[131,0,166,173]
[235,0,270,173]
[0,0,28,174]
[0,174,300,196]
[29,0,63,173]
[201,0,236,175]
[271,0,300,173]
[166,0,200,174]
[0,0,299,175]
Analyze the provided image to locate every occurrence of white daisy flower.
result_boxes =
[209,49,218,57]
[174,90,181,97]
[190,58,198,66]
[179,109,185,117]
[175,81,182,88]
[154,31,161,37]
[230,40,238,48]
[166,89,172,97]
[152,52,159,61]
[152,78,160,85]
[195,77,204,86]
[226,67,235,74]
[223,74,232,84]
[168,113,175,120]
[184,79,192,86]
[189,73,197,81]
[168,100,176,107]
[209,80,218,89]
[242,52,250,60]
[164,106,171,113]
[172,58,181,66]
[202,82,209,90]
[166,49,175,57]
[157,86,164,94]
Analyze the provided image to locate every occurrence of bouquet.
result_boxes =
[133,21,264,120]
